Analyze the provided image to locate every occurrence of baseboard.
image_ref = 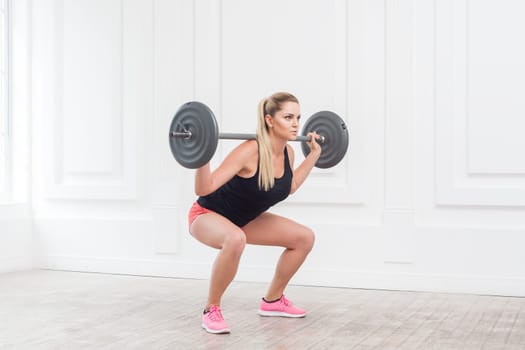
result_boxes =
[0,256,33,274]
[40,255,525,297]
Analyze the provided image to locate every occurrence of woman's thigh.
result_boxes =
[190,212,245,249]
[242,212,315,249]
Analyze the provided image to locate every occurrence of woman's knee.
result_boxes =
[223,230,246,255]
[297,227,315,252]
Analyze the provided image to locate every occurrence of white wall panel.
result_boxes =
[435,0,525,207]
[467,0,525,174]
[187,0,384,208]
[32,0,147,200]
[62,0,122,176]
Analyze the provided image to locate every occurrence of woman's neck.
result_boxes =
[270,136,287,156]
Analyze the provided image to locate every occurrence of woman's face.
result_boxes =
[266,101,301,141]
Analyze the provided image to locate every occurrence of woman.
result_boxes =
[188,92,321,334]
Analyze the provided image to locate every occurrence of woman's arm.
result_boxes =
[194,140,257,196]
[290,132,321,194]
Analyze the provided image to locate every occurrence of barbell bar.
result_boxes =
[168,101,349,169]
[171,131,325,144]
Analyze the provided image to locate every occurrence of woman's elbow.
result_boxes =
[195,184,214,197]
[195,188,209,197]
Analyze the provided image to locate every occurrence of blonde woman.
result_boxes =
[188,92,321,334]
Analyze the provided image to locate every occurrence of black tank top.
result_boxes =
[197,146,292,227]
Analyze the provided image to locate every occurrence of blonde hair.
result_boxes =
[256,92,299,191]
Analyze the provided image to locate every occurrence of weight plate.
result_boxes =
[300,111,349,168]
[169,101,219,169]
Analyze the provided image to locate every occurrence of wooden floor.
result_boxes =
[1,270,524,350]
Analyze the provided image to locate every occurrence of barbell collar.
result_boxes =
[171,131,192,139]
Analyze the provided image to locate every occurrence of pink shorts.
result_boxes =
[188,201,214,227]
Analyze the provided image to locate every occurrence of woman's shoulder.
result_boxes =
[231,140,258,177]
[237,139,258,153]
[229,139,258,162]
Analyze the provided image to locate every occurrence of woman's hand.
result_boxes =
[306,132,322,158]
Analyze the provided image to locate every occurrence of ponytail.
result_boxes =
[257,98,274,191]
[256,92,299,191]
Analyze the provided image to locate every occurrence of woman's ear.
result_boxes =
[265,114,273,128]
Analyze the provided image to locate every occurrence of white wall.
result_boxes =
[0,205,33,273]
[29,0,525,296]
[0,0,33,273]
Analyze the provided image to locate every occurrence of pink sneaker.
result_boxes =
[201,305,231,334]
[258,295,306,318]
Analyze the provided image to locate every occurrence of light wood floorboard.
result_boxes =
[1,270,524,350]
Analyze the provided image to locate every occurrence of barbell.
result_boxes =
[168,101,349,169]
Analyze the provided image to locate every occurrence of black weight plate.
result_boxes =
[169,101,219,169]
[301,111,349,168]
